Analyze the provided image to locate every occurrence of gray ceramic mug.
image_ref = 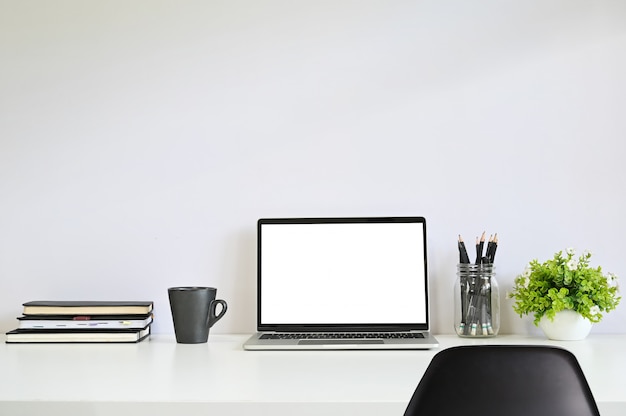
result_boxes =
[168,287,228,344]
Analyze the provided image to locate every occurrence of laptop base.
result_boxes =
[243,332,439,350]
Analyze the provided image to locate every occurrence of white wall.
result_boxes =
[1,0,625,336]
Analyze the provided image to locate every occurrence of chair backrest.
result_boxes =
[404,345,600,416]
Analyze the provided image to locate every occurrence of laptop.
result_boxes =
[243,217,439,350]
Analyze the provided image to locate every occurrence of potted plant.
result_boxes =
[509,248,621,340]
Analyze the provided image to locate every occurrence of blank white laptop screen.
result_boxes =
[260,221,427,325]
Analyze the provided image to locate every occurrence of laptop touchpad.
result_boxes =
[299,339,384,345]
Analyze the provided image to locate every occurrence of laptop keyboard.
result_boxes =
[260,332,425,340]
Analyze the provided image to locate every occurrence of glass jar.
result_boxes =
[454,263,500,337]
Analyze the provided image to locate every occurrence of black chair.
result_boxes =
[404,345,600,416]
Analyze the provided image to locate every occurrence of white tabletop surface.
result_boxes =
[1,333,625,416]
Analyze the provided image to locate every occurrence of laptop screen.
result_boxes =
[257,217,430,331]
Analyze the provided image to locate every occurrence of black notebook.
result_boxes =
[5,326,151,343]
[22,301,154,316]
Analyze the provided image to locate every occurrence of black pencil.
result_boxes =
[490,233,498,263]
[485,234,494,264]
[475,232,485,264]
[458,235,470,264]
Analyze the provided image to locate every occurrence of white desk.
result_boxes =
[1,334,625,416]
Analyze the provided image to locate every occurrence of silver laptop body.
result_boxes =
[243,217,439,350]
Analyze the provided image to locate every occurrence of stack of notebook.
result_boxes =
[5,301,154,343]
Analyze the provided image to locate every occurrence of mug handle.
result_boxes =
[207,299,228,328]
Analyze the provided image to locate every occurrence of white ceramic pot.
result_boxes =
[538,309,592,341]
